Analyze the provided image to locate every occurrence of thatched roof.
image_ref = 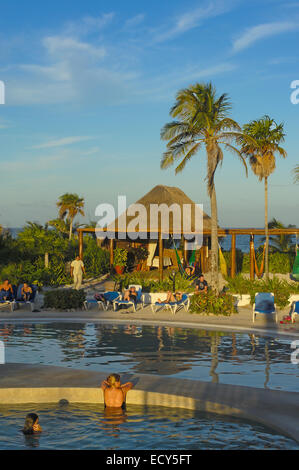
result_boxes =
[108,185,213,238]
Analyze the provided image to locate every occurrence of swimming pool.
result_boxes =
[0,322,298,392]
[0,403,298,450]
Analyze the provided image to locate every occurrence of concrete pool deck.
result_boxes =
[0,304,298,338]
[0,363,298,444]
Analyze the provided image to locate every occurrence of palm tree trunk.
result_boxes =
[265,176,269,279]
[210,184,219,292]
[69,218,73,241]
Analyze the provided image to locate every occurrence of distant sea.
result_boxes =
[4,227,298,254]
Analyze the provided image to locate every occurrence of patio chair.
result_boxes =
[0,285,17,312]
[252,292,277,323]
[151,293,190,315]
[84,291,120,311]
[15,284,38,312]
[291,301,299,323]
[113,285,143,313]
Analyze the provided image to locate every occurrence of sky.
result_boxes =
[0,0,298,228]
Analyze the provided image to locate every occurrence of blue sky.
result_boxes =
[0,0,298,228]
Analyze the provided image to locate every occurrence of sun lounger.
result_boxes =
[291,301,299,323]
[151,293,190,315]
[0,285,17,311]
[15,284,38,312]
[252,292,277,323]
[113,285,143,312]
[84,291,120,311]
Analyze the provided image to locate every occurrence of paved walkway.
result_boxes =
[0,303,298,336]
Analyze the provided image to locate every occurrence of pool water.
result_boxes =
[0,403,298,450]
[0,322,298,392]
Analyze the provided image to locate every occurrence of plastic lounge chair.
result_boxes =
[84,291,120,311]
[291,301,299,323]
[113,285,142,313]
[15,284,38,312]
[151,294,190,315]
[0,285,17,312]
[252,292,277,323]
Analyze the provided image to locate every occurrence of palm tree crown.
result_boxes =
[57,193,85,240]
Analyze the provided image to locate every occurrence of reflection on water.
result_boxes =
[0,403,298,450]
[0,322,298,391]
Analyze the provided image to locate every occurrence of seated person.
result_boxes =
[0,279,14,301]
[101,373,134,408]
[123,286,137,303]
[21,282,33,302]
[22,413,42,434]
[185,265,195,277]
[195,274,208,294]
[157,291,183,303]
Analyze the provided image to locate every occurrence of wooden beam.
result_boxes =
[231,233,236,278]
[77,227,299,236]
[250,235,255,280]
[159,232,163,282]
[79,231,83,260]
[109,239,114,269]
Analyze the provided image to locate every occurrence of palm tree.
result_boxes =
[240,116,287,279]
[266,218,295,252]
[293,164,299,183]
[160,82,247,291]
[57,193,85,240]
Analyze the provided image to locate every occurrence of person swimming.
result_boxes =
[100,373,134,409]
[22,413,42,435]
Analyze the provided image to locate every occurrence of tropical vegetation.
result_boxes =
[57,193,85,240]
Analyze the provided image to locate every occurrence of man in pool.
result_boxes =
[100,373,134,408]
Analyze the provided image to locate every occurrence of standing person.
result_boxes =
[101,373,134,409]
[70,255,85,290]
[195,274,208,294]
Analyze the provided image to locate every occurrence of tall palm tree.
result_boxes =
[160,82,247,291]
[293,164,299,183]
[57,193,85,240]
[240,116,287,279]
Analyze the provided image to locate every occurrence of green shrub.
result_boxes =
[112,272,194,293]
[43,289,86,310]
[113,248,128,267]
[225,275,299,308]
[83,238,110,277]
[189,291,236,316]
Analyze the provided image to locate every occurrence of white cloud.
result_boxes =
[124,14,145,29]
[64,13,115,36]
[153,0,234,42]
[43,36,106,59]
[31,136,93,149]
[232,22,299,52]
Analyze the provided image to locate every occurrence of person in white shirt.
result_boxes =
[70,256,86,290]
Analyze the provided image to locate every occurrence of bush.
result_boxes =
[112,272,194,293]
[225,275,299,308]
[43,289,86,310]
[189,291,236,316]
[83,238,110,277]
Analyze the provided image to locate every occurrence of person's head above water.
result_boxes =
[106,373,121,388]
[22,413,39,434]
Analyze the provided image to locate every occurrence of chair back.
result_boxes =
[294,301,299,314]
[181,294,188,303]
[104,291,120,302]
[255,292,274,311]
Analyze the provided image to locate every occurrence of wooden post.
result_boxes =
[250,234,255,280]
[231,233,236,278]
[109,239,114,269]
[184,239,188,266]
[159,232,163,281]
[79,231,83,260]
